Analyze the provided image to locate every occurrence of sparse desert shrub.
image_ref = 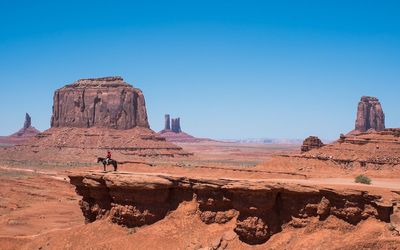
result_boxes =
[355,174,371,185]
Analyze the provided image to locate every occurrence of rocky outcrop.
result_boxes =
[69,171,395,245]
[301,136,324,153]
[51,76,149,130]
[287,129,400,169]
[11,113,40,137]
[159,115,212,142]
[160,115,182,133]
[0,113,40,145]
[171,118,181,133]
[355,96,385,133]
[164,114,171,130]
[23,113,31,130]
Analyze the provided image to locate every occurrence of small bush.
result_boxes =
[355,174,371,185]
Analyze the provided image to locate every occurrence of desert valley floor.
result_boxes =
[0,141,399,250]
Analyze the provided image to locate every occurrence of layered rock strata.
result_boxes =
[69,171,396,245]
[2,127,191,163]
[301,136,324,153]
[288,129,400,169]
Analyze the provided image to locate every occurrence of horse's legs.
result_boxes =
[103,163,106,172]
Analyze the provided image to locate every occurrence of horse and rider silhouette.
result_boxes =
[97,150,117,172]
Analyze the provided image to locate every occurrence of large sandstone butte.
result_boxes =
[51,76,149,129]
[0,113,40,145]
[354,96,385,133]
[0,77,190,164]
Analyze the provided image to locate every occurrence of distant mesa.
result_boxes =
[300,136,324,153]
[0,77,190,163]
[158,114,212,142]
[350,96,385,134]
[0,113,40,146]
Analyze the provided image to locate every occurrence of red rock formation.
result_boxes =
[51,76,149,129]
[0,77,190,162]
[23,113,31,130]
[69,171,395,245]
[11,113,40,137]
[281,128,400,169]
[164,114,171,130]
[301,136,324,153]
[159,115,213,142]
[0,113,40,145]
[355,96,385,133]
[171,118,181,133]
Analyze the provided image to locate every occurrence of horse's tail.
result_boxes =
[113,161,118,171]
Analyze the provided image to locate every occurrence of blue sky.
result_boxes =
[1,0,399,139]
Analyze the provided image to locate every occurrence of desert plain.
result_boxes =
[0,77,399,250]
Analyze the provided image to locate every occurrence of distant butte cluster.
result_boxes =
[158,114,212,142]
[162,114,181,133]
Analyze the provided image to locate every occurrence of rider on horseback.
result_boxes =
[106,150,111,165]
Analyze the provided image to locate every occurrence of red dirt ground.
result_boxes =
[0,141,399,249]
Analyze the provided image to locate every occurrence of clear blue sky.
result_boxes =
[1,0,399,140]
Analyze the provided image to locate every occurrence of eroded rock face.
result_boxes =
[355,96,385,132]
[51,76,149,130]
[69,172,395,245]
[301,136,324,153]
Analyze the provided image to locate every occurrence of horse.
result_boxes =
[97,157,118,172]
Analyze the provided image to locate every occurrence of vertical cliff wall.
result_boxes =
[355,96,385,132]
[51,76,149,130]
